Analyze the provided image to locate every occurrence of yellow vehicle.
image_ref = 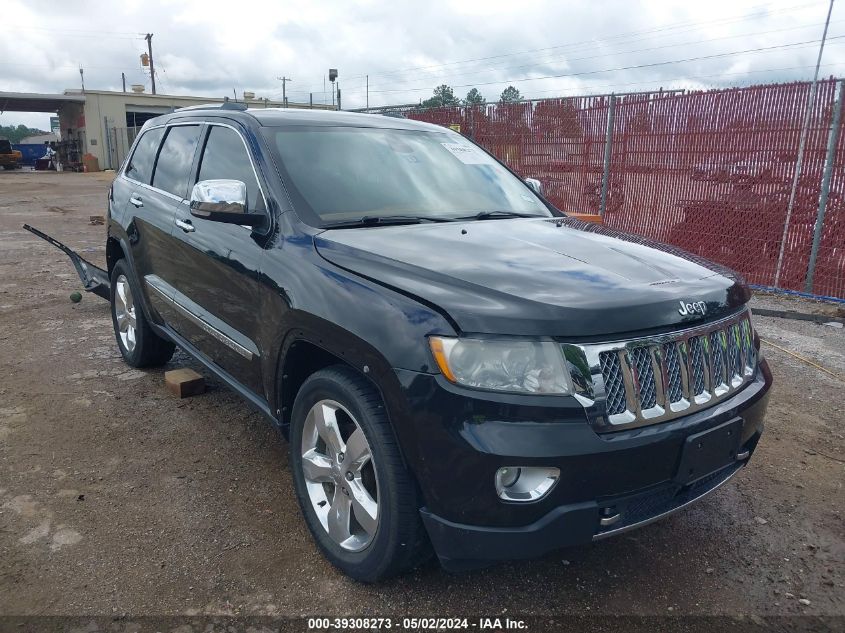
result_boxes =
[0,138,22,170]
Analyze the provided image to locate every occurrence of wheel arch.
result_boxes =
[104,231,165,335]
[106,235,124,274]
[274,328,392,426]
[271,324,413,467]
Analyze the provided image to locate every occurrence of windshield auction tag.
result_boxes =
[440,142,495,165]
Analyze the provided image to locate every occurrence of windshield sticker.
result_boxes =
[440,142,495,165]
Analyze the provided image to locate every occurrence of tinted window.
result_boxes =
[152,125,201,198]
[125,127,165,184]
[262,127,548,225]
[197,126,264,211]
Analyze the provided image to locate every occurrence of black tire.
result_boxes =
[109,259,175,367]
[289,365,431,582]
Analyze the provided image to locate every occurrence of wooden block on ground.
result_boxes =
[165,368,205,398]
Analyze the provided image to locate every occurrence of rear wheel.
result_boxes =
[110,259,175,367]
[289,366,430,581]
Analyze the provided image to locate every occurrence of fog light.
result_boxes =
[497,467,521,488]
[495,466,560,502]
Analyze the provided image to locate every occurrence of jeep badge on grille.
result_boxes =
[678,300,707,316]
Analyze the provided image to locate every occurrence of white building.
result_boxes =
[0,89,333,170]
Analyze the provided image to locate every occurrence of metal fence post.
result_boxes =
[600,94,616,217]
[805,79,843,292]
[103,117,112,170]
[774,0,834,287]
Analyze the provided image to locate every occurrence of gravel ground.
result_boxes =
[0,172,843,620]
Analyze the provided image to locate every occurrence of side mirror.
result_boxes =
[525,177,544,196]
[190,179,264,227]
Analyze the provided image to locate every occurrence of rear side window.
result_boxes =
[125,127,165,184]
[152,125,201,198]
[197,126,264,211]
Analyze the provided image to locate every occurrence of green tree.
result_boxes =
[627,109,652,135]
[464,88,485,105]
[499,85,522,103]
[421,84,460,108]
[0,124,49,143]
[533,99,583,137]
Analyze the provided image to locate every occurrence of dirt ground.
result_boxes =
[0,171,843,620]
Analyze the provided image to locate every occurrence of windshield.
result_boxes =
[262,126,552,226]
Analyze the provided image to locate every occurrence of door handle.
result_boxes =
[175,219,195,233]
[129,195,143,208]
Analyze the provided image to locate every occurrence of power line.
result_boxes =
[295,0,821,90]
[506,62,845,97]
[363,36,845,94]
[356,20,844,93]
[5,25,144,40]
[359,63,845,110]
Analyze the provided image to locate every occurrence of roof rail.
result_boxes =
[175,100,249,113]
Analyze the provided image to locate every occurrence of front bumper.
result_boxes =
[393,359,772,569]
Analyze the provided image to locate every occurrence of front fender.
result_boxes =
[257,226,456,397]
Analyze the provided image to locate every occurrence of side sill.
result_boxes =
[151,322,279,428]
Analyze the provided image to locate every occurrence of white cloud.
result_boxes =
[1,0,843,130]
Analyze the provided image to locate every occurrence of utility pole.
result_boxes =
[366,75,369,110]
[79,67,85,92]
[329,69,338,109]
[121,72,126,92]
[144,33,156,94]
[277,76,292,107]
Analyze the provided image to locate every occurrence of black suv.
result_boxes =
[103,104,771,581]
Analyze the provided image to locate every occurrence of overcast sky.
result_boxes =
[2,0,845,130]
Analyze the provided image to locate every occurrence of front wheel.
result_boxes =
[110,259,175,367]
[289,366,430,582]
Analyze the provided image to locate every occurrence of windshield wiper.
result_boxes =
[462,210,548,221]
[321,215,455,229]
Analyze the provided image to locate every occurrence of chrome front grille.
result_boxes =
[630,347,657,409]
[688,336,706,396]
[580,310,758,432]
[600,351,626,415]
[663,342,683,403]
[708,330,724,388]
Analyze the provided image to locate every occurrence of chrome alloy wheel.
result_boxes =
[301,399,379,552]
[114,274,137,353]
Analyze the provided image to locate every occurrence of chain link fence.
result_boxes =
[393,79,845,300]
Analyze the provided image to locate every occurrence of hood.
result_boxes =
[314,217,750,338]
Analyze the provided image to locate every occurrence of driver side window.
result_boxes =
[197,126,265,212]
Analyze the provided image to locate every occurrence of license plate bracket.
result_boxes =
[675,418,743,485]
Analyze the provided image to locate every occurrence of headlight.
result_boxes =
[429,336,574,395]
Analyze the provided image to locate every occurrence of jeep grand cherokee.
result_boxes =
[100,103,771,581]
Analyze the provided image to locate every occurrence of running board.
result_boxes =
[22,224,111,300]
